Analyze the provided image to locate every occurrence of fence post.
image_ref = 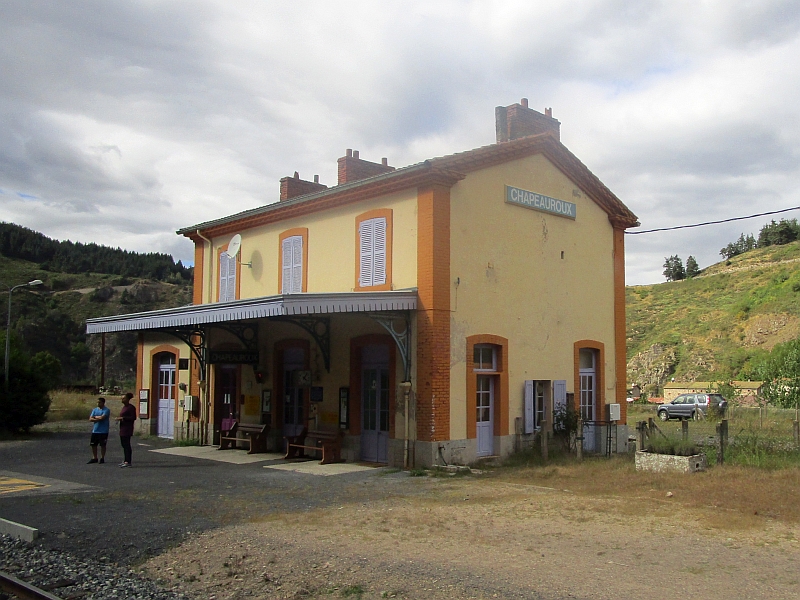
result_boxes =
[794,420,799,447]
[577,419,583,461]
[637,421,646,451]
[541,420,548,462]
[682,420,688,441]
[716,419,728,465]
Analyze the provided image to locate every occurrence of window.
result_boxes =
[524,380,549,433]
[473,345,496,371]
[282,235,303,294]
[355,209,392,291]
[279,228,308,294]
[219,251,236,302]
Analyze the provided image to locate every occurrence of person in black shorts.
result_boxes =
[88,397,111,464]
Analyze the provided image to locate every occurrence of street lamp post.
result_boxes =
[4,279,43,392]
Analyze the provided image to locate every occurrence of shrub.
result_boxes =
[0,333,60,432]
[645,434,699,456]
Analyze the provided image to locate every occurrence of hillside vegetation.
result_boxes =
[626,241,800,396]
[1,224,192,388]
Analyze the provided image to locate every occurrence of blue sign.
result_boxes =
[505,185,576,220]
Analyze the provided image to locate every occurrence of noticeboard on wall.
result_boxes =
[138,389,149,418]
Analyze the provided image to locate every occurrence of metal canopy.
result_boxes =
[85,290,418,334]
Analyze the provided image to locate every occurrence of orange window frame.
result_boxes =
[573,340,605,420]
[278,228,309,294]
[354,208,393,292]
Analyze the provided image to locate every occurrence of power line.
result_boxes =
[625,206,800,235]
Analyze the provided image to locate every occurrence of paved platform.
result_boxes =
[263,461,385,476]
[149,446,284,464]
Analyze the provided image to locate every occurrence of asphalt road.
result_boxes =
[0,428,411,566]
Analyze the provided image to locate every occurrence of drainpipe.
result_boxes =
[196,230,213,445]
[399,381,412,469]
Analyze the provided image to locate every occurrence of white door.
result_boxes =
[579,349,596,452]
[361,345,390,463]
[157,355,176,439]
[476,375,494,456]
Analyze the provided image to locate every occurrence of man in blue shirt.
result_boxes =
[88,397,111,464]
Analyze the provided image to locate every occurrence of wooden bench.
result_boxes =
[218,422,269,454]
[284,428,343,465]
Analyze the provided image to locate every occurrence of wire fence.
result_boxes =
[629,405,800,467]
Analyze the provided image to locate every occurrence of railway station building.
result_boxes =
[86,99,639,467]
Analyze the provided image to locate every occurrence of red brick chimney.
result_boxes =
[337,150,395,185]
[495,98,560,142]
[279,172,327,201]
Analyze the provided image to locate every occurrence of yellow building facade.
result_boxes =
[87,99,638,466]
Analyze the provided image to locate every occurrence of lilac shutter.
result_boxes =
[359,220,374,287]
[291,235,303,293]
[554,380,567,413]
[225,253,236,301]
[372,217,386,285]
[281,237,292,294]
[219,252,229,302]
[524,380,535,434]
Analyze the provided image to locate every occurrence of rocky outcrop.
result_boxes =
[627,344,677,396]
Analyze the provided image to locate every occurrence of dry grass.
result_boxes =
[46,389,120,421]
[494,453,800,529]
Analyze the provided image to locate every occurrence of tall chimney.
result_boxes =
[496,99,560,142]
[279,172,327,201]
[337,150,395,185]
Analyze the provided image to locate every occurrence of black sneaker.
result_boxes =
[99,458,105,464]
[87,458,98,464]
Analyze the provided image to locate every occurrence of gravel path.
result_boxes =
[0,534,186,599]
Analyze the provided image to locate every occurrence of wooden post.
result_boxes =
[682,419,688,441]
[793,421,799,447]
[577,418,583,461]
[100,332,106,390]
[540,420,548,462]
[637,421,646,451]
[716,419,728,465]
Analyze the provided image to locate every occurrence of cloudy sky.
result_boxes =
[2,1,799,285]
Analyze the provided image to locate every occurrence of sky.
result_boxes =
[2,1,800,286]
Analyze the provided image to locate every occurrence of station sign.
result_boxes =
[208,350,260,364]
[506,185,576,220]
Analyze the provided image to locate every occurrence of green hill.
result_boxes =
[626,241,800,396]
[1,224,192,388]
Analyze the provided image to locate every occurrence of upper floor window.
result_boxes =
[219,251,236,302]
[356,209,392,291]
[473,344,497,371]
[279,228,308,294]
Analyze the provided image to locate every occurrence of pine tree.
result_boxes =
[685,256,700,278]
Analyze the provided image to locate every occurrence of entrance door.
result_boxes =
[476,375,495,456]
[283,347,306,438]
[579,349,596,452]
[361,345,390,463]
[218,365,238,423]
[157,354,176,439]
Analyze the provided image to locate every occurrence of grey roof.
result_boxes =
[85,290,418,334]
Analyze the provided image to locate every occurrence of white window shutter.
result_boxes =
[554,380,567,413]
[524,380,534,434]
[373,217,386,285]
[219,252,229,302]
[291,235,303,293]
[359,220,374,287]
[281,237,292,294]
[226,253,236,301]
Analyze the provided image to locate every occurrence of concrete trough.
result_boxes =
[635,450,707,474]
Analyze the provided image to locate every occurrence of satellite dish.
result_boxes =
[227,234,242,258]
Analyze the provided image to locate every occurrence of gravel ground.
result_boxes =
[0,534,186,599]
